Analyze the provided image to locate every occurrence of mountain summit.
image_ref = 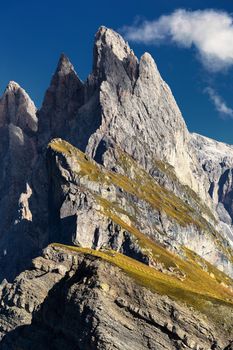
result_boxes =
[0,27,232,349]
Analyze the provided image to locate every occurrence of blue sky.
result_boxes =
[1,0,233,143]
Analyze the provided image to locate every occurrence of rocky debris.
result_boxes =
[0,245,232,349]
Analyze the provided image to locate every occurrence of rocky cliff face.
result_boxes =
[0,26,232,348]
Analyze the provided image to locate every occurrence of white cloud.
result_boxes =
[122,9,233,71]
[204,87,233,118]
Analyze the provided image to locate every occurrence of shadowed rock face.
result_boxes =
[0,26,232,348]
[0,82,38,280]
[38,54,84,148]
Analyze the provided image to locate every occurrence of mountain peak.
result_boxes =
[92,26,139,86]
[95,26,133,61]
[38,53,84,147]
[5,81,35,104]
[55,53,76,75]
[6,80,21,91]
[3,80,36,105]
[138,52,160,81]
[0,81,37,132]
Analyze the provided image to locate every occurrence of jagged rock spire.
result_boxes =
[55,53,75,75]
[0,81,37,134]
[91,26,139,86]
[94,26,135,65]
[38,53,84,147]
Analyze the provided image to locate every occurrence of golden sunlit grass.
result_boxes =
[96,195,233,293]
[153,159,217,223]
[53,242,233,329]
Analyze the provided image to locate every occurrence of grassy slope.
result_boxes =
[53,243,233,331]
[53,241,233,304]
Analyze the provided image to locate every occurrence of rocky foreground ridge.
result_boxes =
[0,26,232,348]
[0,244,233,350]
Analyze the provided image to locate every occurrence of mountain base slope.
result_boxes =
[0,245,232,350]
